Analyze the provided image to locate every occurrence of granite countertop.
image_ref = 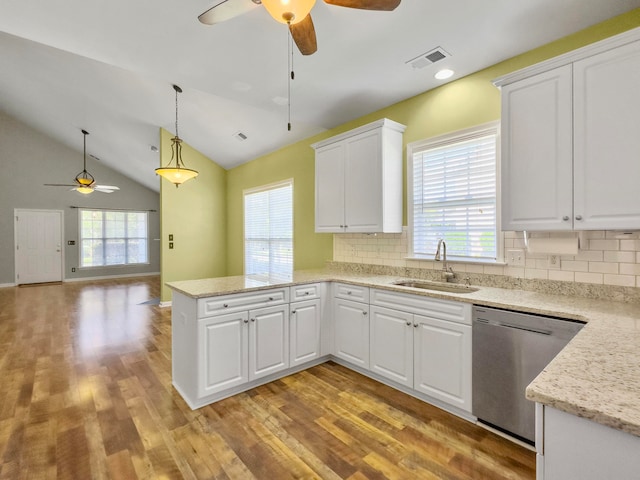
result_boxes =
[166,269,640,438]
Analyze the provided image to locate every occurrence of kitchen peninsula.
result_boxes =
[167,268,640,478]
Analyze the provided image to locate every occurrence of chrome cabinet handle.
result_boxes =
[575,215,583,221]
[562,216,570,221]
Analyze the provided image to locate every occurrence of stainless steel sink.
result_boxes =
[392,280,478,294]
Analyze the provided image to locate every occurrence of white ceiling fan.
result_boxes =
[44,129,120,194]
[198,0,402,56]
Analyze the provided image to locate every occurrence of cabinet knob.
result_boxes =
[223,303,229,308]
[251,318,256,322]
[362,311,368,316]
[304,292,310,296]
[413,323,418,328]
[243,319,249,324]
[575,215,583,221]
[347,291,352,295]
[406,321,412,326]
[291,310,297,314]
[562,216,570,221]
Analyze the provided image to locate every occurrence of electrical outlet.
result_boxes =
[507,249,525,266]
[169,242,174,249]
[547,255,561,269]
[71,267,76,272]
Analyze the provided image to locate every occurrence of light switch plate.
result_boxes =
[507,249,525,266]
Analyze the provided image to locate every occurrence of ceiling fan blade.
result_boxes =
[94,185,120,193]
[323,0,400,11]
[44,183,77,187]
[289,14,317,56]
[198,0,260,25]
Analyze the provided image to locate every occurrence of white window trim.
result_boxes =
[78,209,150,268]
[406,121,503,264]
[243,178,294,277]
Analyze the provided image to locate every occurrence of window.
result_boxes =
[80,209,149,267]
[244,180,293,278]
[408,122,499,263]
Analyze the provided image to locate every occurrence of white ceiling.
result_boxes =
[1,1,639,191]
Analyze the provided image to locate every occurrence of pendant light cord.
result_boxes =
[175,86,180,138]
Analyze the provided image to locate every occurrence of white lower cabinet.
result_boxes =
[248,304,289,381]
[198,303,290,397]
[537,404,640,480]
[368,288,472,413]
[198,311,249,398]
[369,305,413,387]
[334,297,370,369]
[289,298,321,367]
[413,314,471,411]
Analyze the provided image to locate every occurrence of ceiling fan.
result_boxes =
[198,0,401,56]
[44,129,120,194]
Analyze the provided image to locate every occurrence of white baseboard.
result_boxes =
[159,301,172,308]
[64,272,160,283]
[0,283,17,288]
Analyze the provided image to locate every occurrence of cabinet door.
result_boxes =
[333,298,370,369]
[413,315,471,412]
[198,312,249,398]
[290,299,321,367]
[501,65,573,231]
[249,305,289,381]
[315,142,345,232]
[344,130,383,232]
[573,40,640,230]
[369,306,413,387]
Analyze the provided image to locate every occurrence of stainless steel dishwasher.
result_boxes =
[472,305,584,443]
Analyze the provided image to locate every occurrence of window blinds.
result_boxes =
[244,181,293,278]
[412,129,497,261]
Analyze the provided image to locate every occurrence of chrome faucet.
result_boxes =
[435,239,455,282]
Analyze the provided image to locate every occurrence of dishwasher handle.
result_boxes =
[475,317,552,336]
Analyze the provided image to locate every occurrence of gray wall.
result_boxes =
[0,110,160,284]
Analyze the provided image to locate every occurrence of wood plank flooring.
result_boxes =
[0,276,535,479]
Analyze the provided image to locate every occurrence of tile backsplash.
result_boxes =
[333,228,640,288]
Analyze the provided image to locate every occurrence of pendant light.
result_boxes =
[155,84,199,187]
[76,129,95,194]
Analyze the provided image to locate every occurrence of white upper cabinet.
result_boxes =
[496,29,640,231]
[573,40,640,230]
[501,65,573,231]
[313,118,406,233]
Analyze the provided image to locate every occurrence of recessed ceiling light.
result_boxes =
[435,69,454,80]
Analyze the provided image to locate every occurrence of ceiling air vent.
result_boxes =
[406,47,450,70]
[233,131,248,141]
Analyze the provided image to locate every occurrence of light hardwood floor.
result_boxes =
[0,276,535,479]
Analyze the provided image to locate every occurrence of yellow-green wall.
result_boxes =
[160,128,227,301]
[161,9,640,286]
[224,9,639,275]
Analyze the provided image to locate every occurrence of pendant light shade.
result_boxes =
[155,85,199,187]
[262,0,316,24]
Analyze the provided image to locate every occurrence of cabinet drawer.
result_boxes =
[290,283,322,302]
[370,288,471,325]
[198,288,289,318]
[333,283,370,303]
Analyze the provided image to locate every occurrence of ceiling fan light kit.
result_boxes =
[262,0,316,24]
[155,84,199,187]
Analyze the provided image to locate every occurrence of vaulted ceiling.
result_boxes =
[1,1,638,191]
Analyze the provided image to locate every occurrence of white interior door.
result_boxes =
[15,209,63,284]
